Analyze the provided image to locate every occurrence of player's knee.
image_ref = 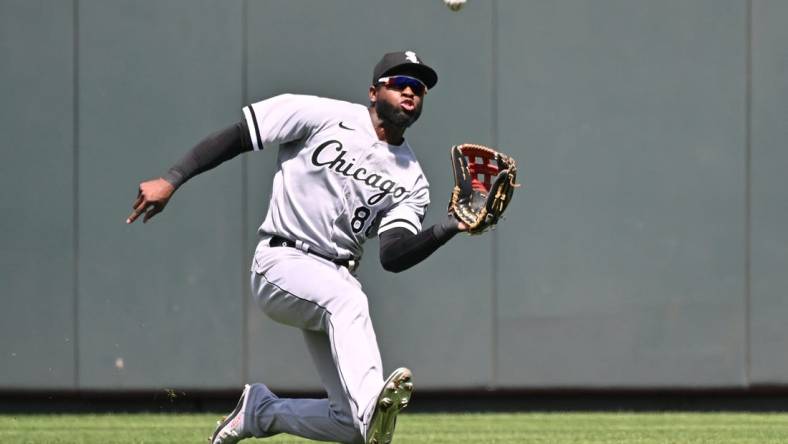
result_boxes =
[323,397,362,444]
[331,414,364,444]
[345,423,365,444]
[349,430,365,444]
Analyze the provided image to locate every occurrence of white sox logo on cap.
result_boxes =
[372,50,437,88]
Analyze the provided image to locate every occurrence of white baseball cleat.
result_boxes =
[210,384,252,444]
[366,367,414,444]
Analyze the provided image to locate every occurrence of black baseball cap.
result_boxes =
[372,50,438,89]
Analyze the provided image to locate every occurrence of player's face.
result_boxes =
[370,77,425,129]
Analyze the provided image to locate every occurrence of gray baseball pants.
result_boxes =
[244,240,384,443]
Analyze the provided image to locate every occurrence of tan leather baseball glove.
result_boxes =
[449,144,518,235]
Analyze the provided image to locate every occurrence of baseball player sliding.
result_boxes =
[128,51,468,444]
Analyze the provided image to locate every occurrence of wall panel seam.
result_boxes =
[490,0,499,390]
[72,0,80,389]
[744,0,753,387]
[241,0,250,386]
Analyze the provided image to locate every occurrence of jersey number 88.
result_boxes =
[351,206,375,237]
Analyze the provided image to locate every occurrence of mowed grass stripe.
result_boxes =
[2,412,788,443]
[397,413,788,443]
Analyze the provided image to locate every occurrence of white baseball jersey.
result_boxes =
[242,94,430,260]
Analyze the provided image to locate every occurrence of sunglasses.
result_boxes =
[377,76,428,96]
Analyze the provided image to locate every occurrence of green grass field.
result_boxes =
[2,412,788,443]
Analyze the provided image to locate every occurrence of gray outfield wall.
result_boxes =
[1,0,787,392]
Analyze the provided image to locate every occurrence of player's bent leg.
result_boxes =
[324,295,387,437]
[250,272,380,441]
[214,379,361,444]
[247,247,388,443]
[245,385,361,443]
[302,330,360,437]
[240,331,362,443]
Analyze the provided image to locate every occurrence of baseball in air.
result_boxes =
[444,0,466,11]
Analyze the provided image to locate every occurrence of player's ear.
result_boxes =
[368,85,377,103]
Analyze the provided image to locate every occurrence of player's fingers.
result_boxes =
[126,207,145,224]
[126,208,142,224]
[126,201,150,224]
[132,194,143,210]
[142,205,161,223]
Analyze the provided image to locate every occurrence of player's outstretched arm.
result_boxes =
[126,120,253,224]
[378,216,467,273]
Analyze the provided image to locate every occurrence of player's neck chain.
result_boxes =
[311,140,408,206]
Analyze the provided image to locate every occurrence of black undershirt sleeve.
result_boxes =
[378,217,460,273]
[162,120,253,189]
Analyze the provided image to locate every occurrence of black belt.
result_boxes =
[269,235,358,271]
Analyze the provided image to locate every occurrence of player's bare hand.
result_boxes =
[457,221,468,232]
[126,178,175,224]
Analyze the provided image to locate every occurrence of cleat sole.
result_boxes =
[366,368,414,444]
